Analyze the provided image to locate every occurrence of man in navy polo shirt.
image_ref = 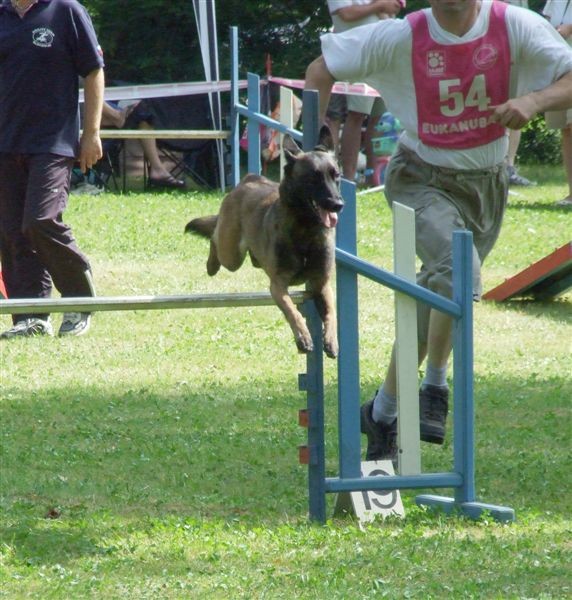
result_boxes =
[0,0,104,338]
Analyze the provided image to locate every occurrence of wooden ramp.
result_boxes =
[483,242,572,301]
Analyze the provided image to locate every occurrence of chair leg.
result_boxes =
[143,157,151,190]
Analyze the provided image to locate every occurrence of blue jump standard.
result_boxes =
[229,26,515,524]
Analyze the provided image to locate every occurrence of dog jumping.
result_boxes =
[185,126,343,358]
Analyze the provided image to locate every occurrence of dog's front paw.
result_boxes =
[323,335,338,359]
[295,332,314,354]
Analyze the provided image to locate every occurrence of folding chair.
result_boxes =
[91,139,125,192]
[143,138,224,190]
[138,94,227,190]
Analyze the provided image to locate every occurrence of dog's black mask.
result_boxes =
[282,125,343,228]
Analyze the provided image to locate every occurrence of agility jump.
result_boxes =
[0,26,515,524]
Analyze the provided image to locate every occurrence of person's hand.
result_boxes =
[78,131,103,173]
[556,24,572,39]
[489,96,538,130]
[376,0,403,17]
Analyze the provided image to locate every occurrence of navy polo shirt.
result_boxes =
[0,0,104,157]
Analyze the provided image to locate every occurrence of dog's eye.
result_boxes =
[330,167,340,181]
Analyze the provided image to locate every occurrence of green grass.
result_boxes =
[1,165,570,598]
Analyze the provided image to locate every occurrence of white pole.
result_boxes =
[393,202,421,475]
[193,0,225,190]
[279,86,293,180]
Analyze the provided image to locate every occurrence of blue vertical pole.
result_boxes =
[336,179,362,479]
[230,27,240,187]
[302,88,326,521]
[452,231,476,504]
[247,73,261,175]
[304,300,327,522]
[302,90,319,151]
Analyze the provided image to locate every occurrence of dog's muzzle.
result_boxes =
[314,196,344,228]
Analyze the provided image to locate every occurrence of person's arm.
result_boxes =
[491,70,572,129]
[101,102,121,128]
[80,67,104,173]
[334,0,403,21]
[305,56,337,124]
[556,23,572,39]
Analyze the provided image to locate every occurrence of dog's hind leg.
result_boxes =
[213,219,247,272]
[269,281,314,354]
[206,239,221,276]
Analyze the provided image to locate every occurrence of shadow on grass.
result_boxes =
[506,194,572,212]
[507,199,571,212]
[1,372,569,566]
[483,297,571,322]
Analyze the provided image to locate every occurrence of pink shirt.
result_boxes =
[407,0,510,149]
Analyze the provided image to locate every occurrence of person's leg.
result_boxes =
[557,124,572,206]
[364,98,385,187]
[137,122,172,179]
[325,116,342,155]
[363,147,508,458]
[371,198,460,431]
[507,128,521,169]
[136,122,185,187]
[24,154,94,298]
[0,154,53,322]
[340,110,366,181]
[325,94,347,157]
[506,129,535,186]
[341,96,375,182]
[22,154,95,336]
[545,110,571,206]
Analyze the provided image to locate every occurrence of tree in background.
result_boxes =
[82,0,333,84]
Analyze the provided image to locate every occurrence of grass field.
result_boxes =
[1,164,570,599]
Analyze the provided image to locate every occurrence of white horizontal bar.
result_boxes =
[98,129,229,140]
[0,291,308,315]
[79,80,248,103]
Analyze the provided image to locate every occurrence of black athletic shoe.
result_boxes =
[360,398,397,464]
[419,385,449,445]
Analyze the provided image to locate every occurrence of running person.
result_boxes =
[305,0,572,460]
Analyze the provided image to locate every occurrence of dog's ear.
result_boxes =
[283,134,301,165]
[315,124,335,153]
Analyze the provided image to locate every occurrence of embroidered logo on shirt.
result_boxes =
[472,44,499,70]
[426,51,445,77]
[32,28,55,48]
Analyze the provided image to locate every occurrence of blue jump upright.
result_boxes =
[229,26,515,524]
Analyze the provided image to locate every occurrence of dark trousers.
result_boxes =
[0,153,94,322]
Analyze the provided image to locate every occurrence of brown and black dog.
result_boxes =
[185,125,343,358]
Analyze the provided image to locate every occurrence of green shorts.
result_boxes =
[384,145,508,338]
[347,95,385,116]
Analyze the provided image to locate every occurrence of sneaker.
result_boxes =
[0,317,53,339]
[507,166,536,187]
[58,312,91,337]
[360,398,398,464]
[555,197,572,208]
[419,385,449,445]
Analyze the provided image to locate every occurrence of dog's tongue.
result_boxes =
[318,207,338,228]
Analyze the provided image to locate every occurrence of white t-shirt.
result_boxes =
[327,0,381,32]
[321,0,572,169]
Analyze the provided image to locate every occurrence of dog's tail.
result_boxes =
[185,215,218,238]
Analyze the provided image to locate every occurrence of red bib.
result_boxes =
[407,1,510,149]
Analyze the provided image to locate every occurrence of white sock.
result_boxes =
[372,385,397,425]
[422,363,448,389]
